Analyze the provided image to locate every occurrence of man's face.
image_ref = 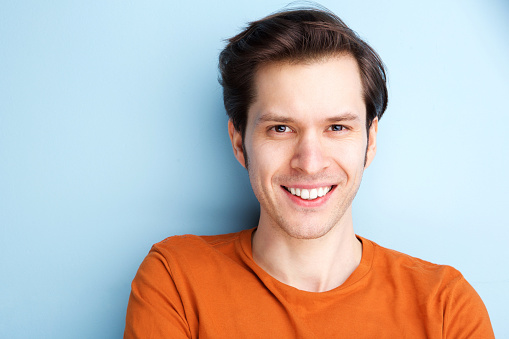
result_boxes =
[229,54,378,239]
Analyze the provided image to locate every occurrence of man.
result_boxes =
[124,7,494,338]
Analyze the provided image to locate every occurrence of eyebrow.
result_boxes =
[255,113,295,125]
[325,113,361,123]
[255,112,361,125]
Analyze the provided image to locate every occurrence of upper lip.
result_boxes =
[282,184,334,189]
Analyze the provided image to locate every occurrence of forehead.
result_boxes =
[248,55,366,125]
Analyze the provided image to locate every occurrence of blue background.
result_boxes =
[1,0,508,337]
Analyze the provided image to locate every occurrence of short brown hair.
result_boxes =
[219,7,388,138]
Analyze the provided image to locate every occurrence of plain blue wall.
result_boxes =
[1,0,508,337]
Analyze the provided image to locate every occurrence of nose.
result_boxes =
[290,132,330,174]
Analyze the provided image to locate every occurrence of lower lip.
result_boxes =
[282,186,335,207]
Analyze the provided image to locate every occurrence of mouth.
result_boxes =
[282,185,335,201]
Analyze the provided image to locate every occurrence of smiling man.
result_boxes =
[125,7,494,338]
[235,56,372,293]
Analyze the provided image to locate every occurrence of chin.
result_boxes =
[279,222,335,240]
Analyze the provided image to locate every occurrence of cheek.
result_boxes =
[248,142,290,183]
[329,140,367,164]
[328,144,369,183]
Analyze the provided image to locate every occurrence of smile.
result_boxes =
[282,186,333,200]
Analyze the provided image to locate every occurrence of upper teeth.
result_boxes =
[288,186,331,200]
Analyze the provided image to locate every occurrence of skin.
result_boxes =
[228,54,378,292]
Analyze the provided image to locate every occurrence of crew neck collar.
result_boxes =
[237,227,374,300]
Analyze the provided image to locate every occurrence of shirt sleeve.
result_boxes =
[124,248,191,339]
[443,274,494,338]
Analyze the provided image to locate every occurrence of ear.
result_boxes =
[228,120,247,169]
[364,117,378,169]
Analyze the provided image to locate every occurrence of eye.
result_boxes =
[271,125,292,133]
[328,125,345,132]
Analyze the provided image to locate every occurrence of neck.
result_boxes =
[252,210,362,292]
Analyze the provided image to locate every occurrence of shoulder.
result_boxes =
[148,229,250,271]
[362,237,464,292]
[153,230,243,253]
[360,237,494,336]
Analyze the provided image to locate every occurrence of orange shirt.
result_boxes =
[124,228,494,338]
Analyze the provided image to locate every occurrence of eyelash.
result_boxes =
[328,125,345,132]
[270,125,292,133]
[269,124,347,133]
